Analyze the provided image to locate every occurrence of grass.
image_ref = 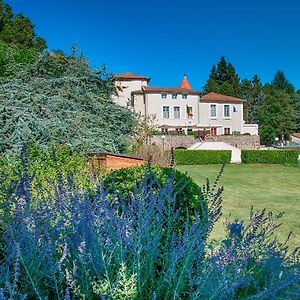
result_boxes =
[177,164,300,248]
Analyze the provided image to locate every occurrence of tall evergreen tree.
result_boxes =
[203,56,240,97]
[216,56,228,84]
[271,70,294,94]
[241,75,263,123]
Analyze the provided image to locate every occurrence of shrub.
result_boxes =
[174,149,231,165]
[241,149,299,164]
[104,164,206,225]
[0,157,299,298]
[187,130,196,136]
[0,144,97,204]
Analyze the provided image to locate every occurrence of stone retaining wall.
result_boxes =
[149,135,196,150]
[212,135,260,149]
[149,135,260,150]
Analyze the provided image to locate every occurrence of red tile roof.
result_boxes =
[201,92,245,103]
[114,72,150,81]
[142,86,200,95]
[291,132,300,139]
[179,75,192,90]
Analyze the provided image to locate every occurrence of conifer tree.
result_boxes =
[203,56,240,97]
[0,51,134,154]
[271,70,294,94]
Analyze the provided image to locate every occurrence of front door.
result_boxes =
[211,127,217,136]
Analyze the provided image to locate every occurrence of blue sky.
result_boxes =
[7,0,300,90]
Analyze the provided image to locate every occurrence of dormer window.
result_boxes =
[182,93,188,99]
[161,93,167,99]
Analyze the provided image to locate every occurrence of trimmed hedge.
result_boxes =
[241,150,299,164]
[174,150,231,165]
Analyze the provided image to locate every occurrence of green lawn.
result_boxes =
[177,164,300,248]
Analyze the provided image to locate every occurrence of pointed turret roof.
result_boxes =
[179,74,192,90]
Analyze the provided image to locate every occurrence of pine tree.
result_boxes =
[241,75,263,123]
[216,56,228,84]
[271,70,294,94]
[203,56,240,97]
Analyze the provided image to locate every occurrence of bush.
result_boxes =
[0,157,299,298]
[104,164,206,225]
[174,149,231,165]
[187,130,196,136]
[0,144,96,204]
[241,149,299,164]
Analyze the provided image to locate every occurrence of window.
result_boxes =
[211,127,217,136]
[187,106,193,119]
[172,93,177,99]
[224,105,230,118]
[224,127,231,135]
[174,106,180,119]
[163,106,170,118]
[182,93,187,99]
[161,93,167,99]
[210,104,217,117]
[176,128,183,134]
[161,128,168,134]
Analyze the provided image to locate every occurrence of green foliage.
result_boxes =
[271,70,295,94]
[241,75,263,123]
[252,87,296,144]
[292,91,300,132]
[187,130,196,136]
[203,56,241,97]
[0,144,96,204]
[104,164,205,223]
[0,41,37,76]
[0,51,135,154]
[174,149,231,165]
[241,150,299,164]
[0,1,46,51]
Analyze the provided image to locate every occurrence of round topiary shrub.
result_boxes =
[104,164,206,225]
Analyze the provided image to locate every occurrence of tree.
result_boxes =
[203,56,240,97]
[241,75,263,123]
[292,91,300,132]
[0,51,135,154]
[0,1,46,51]
[271,70,294,94]
[252,87,296,144]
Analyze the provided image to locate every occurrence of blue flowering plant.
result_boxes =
[0,152,299,299]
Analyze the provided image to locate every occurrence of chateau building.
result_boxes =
[112,72,258,136]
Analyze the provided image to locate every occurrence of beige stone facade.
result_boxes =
[112,72,258,136]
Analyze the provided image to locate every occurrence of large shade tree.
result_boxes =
[251,87,296,145]
[0,50,135,154]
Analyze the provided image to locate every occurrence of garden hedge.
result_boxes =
[241,150,299,164]
[174,150,231,165]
